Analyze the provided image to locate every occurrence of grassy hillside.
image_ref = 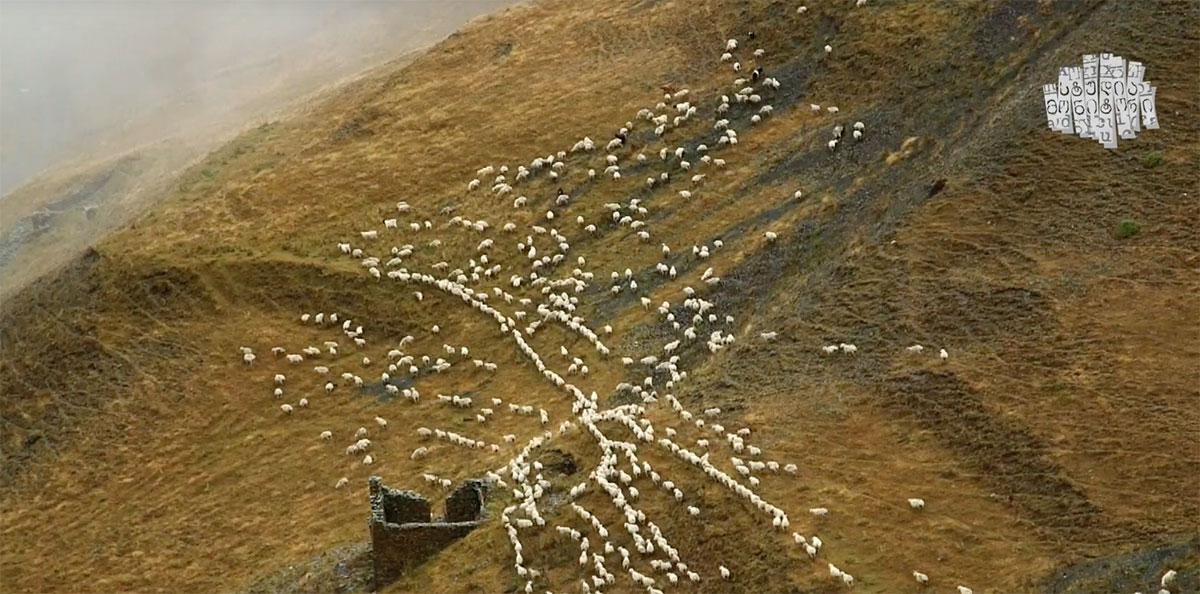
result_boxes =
[1,1,1197,593]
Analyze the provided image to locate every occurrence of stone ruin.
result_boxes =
[367,475,489,589]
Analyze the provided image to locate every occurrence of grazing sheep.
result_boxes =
[320,431,333,441]
[280,404,294,414]
[1162,570,1177,588]
[913,571,929,584]
[908,498,926,510]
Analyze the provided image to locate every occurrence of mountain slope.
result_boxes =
[1,1,1197,593]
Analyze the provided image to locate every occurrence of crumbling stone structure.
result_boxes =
[368,476,489,589]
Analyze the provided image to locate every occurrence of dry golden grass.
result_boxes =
[2,1,1198,593]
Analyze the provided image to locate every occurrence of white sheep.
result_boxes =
[320,430,333,441]
[280,404,294,414]
[908,498,926,510]
[1162,569,1177,588]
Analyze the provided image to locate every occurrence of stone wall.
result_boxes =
[367,476,489,590]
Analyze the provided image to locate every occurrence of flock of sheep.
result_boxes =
[234,10,1181,594]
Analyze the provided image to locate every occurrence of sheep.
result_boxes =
[824,44,833,54]
[335,477,350,489]
[280,404,294,414]
[907,344,925,353]
[809,507,830,517]
[760,332,778,341]
[375,416,388,429]
[298,398,309,408]
[764,231,778,242]
[908,498,926,510]
[940,348,949,360]
[913,571,929,584]
[1162,570,1177,588]
[242,352,256,365]
[839,343,858,354]
[719,566,731,579]
[363,454,374,465]
[957,587,973,594]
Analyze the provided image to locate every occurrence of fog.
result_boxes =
[0,0,513,196]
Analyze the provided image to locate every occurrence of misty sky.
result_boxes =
[0,0,509,195]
